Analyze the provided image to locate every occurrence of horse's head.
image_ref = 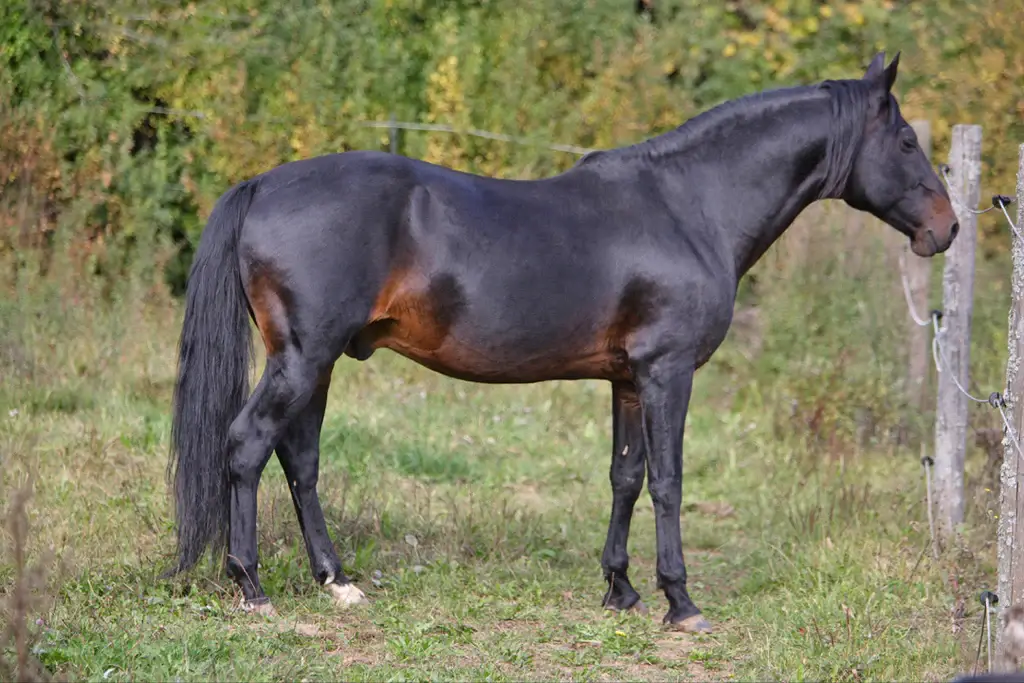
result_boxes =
[842,51,959,257]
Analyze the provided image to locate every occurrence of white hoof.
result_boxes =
[325,581,369,607]
[242,600,277,617]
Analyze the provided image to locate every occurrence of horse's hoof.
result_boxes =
[325,581,369,607]
[242,600,277,618]
[626,600,650,616]
[604,598,649,616]
[667,613,713,634]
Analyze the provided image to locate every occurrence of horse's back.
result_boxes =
[239,150,628,282]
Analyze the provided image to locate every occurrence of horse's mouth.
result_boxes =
[911,225,955,257]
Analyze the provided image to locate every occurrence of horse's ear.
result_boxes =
[863,51,887,82]
[882,51,900,92]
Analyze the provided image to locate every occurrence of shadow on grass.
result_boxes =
[103,419,594,606]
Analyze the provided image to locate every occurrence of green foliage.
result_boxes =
[3,0,1021,293]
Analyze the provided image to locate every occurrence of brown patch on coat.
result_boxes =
[373,268,462,352]
[247,266,289,356]
[347,268,654,384]
[346,267,463,364]
[601,276,661,375]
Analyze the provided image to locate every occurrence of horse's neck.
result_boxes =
[654,94,838,278]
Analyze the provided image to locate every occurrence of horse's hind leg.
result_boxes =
[274,367,368,607]
[225,346,322,614]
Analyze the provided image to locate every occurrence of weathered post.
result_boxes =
[997,143,1024,671]
[934,124,981,540]
[906,120,933,408]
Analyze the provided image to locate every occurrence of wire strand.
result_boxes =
[898,246,932,327]
[931,315,991,404]
[941,165,996,215]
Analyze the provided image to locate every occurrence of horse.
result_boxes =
[165,51,959,633]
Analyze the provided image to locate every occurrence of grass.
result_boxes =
[0,204,1009,681]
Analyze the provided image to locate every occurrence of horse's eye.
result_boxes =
[900,136,916,153]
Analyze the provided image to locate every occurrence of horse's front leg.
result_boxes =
[600,381,649,615]
[633,353,712,633]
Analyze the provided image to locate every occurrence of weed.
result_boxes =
[1,482,64,682]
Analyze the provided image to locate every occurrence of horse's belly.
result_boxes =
[347,261,632,383]
[355,320,627,384]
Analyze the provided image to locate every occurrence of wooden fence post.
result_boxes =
[934,124,982,540]
[907,120,933,409]
[997,143,1024,670]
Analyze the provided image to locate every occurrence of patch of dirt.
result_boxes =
[293,622,322,637]
[541,629,734,683]
[651,631,733,681]
[324,650,379,666]
[490,619,546,634]
[331,614,387,644]
[485,602,735,681]
[243,619,333,639]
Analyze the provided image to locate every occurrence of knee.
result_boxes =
[647,477,681,506]
[288,466,319,493]
[611,472,645,500]
[602,549,630,576]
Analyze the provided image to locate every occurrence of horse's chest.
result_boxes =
[673,297,733,369]
[694,307,733,368]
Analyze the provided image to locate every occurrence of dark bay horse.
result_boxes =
[167,52,958,633]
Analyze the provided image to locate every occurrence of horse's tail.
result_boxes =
[164,178,259,576]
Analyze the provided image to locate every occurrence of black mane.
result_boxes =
[577,78,874,200]
[817,78,874,198]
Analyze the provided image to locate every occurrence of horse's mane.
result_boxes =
[576,77,876,199]
[816,78,874,198]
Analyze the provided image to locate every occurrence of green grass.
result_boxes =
[0,208,1007,681]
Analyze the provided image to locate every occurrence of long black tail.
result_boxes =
[165,178,260,576]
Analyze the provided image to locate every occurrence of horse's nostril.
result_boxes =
[950,221,960,240]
